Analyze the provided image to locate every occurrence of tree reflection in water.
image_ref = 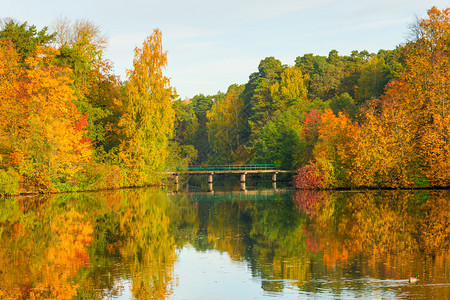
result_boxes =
[0,189,448,299]
[0,189,176,299]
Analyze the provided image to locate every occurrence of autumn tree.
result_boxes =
[294,7,449,189]
[206,84,246,164]
[358,6,450,188]
[119,29,175,185]
[311,109,361,188]
[52,18,123,161]
[409,6,450,186]
[0,37,92,192]
[269,66,308,110]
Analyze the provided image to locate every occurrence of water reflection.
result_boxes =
[0,189,448,299]
[0,190,176,299]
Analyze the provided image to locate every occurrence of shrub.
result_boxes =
[0,168,20,195]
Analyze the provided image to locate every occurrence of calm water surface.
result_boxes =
[1,180,449,299]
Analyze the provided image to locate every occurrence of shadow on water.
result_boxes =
[0,188,448,299]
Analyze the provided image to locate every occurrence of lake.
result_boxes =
[0,178,449,299]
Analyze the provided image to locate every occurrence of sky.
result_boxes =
[3,0,449,99]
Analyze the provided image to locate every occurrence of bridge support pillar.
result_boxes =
[240,173,247,183]
[272,172,278,182]
[208,173,214,193]
[240,182,247,192]
[208,173,213,183]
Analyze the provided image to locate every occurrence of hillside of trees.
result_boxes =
[0,6,448,194]
[175,6,449,189]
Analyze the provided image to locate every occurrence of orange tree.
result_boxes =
[361,7,450,188]
[0,40,92,193]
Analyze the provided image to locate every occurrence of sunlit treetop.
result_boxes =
[0,19,55,63]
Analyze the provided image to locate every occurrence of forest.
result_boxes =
[0,6,448,194]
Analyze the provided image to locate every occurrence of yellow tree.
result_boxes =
[206,84,245,163]
[120,190,175,299]
[270,66,308,109]
[25,49,92,184]
[119,29,175,185]
[413,7,450,186]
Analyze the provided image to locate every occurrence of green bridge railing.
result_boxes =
[188,164,277,172]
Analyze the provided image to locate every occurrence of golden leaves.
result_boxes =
[120,29,175,184]
[0,41,93,191]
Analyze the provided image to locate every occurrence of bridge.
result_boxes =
[170,164,294,192]
[168,188,292,201]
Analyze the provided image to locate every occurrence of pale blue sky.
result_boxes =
[3,0,448,98]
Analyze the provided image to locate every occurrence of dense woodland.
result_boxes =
[0,6,448,194]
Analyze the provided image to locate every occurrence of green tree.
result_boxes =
[189,94,215,164]
[253,105,304,169]
[329,93,357,120]
[172,98,199,145]
[246,57,285,138]
[355,56,387,103]
[295,51,345,100]
[0,20,55,64]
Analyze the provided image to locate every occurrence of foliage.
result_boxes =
[0,6,448,193]
[312,109,361,188]
[352,6,450,188]
[53,18,123,162]
[355,55,387,102]
[294,162,328,190]
[329,93,358,120]
[246,57,285,138]
[0,20,55,64]
[189,94,214,163]
[252,105,304,168]
[0,40,92,192]
[206,84,246,164]
[166,141,197,172]
[0,168,20,196]
[0,20,180,194]
[172,98,199,146]
[291,6,450,189]
[119,29,175,185]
